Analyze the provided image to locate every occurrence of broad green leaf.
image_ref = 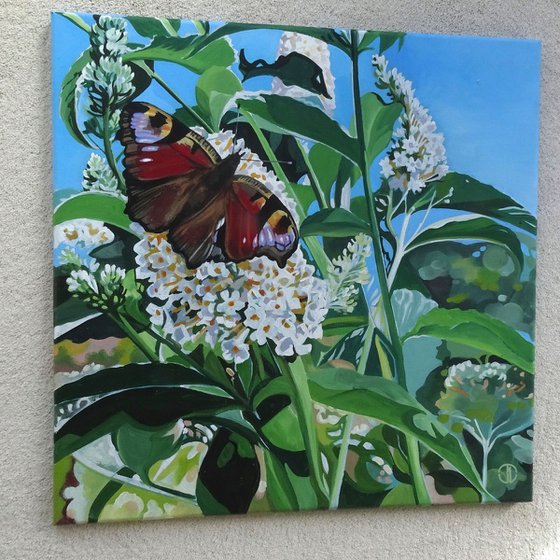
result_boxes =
[54,364,241,461]
[239,50,331,98]
[114,422,182,484]
[196,429,260,514]
[196,22,350,55]
[404,307,534,373]
[54,362,231,405]
[53,193,133,233]
[54,297,97,329]
[238,95,360,163]
[408,173,537,235]
[358,31,405,53]
[352,93,402,180]
[308,368,489,498]
[253,378,305,452]
[406,215,524,266]
[380,484,416,507]
[195,67,242,130]
[308,143,342,204]
[125,36,235,74]
[301,208,371,238]
[126,16,181,38]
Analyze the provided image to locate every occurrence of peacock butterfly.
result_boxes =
[118,102,298,269]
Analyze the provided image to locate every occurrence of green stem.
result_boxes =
[277,355,329,504]
[102,110,125,192]
[193,20,207,36]
[239,107,331,277]
[134,61,213,132]
[110,311,159,362]
[350,30,430,506]
[328,321,375,509]
[295,138,329,209]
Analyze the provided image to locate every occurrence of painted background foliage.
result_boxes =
[52,12,539,523]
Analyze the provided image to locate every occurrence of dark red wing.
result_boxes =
[221,176,298,267]
[168,197,227,269]
[119,102,221,231]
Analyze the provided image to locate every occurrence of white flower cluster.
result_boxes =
[54,219,114,249]
[445,360,510,389]
[136,236,329,363]
[372,54,448,193]
[79,15,135,137]
[272,32,336,114]
[327,233,371,313]
[67,263,127,312]
[82,153,121,195]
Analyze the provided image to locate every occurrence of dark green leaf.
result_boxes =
[403,307,535,373]
[406,216,524,266]
[239,49,331,98]
[308,368,488,498]
[53,193,133,234]
[238,95,359,163]
[308,143,342,204]
[124,36,235,74]
[197,429,260,514]
[196,22,350,54]
[408,173,537,235]
[195,67,242,130]
[114,422,182,483]
[54,297,98,329]
[358,31,405,53]
[126,16,181,38]
[301,208,371,237]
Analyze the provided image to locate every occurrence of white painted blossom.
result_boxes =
[78,15,135,138]
[271,31,335,114]
[66,261,126,311]
[131,129,328,363]
[82,153,120,194]
[54,219,114,249]
[327,234,371,313]
[372,54,448,193]
[445,360,510,389]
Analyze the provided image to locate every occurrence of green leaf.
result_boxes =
[358,31,405,53]
[114,422,182,483]
[54,364,241,461]
[54,297,98,329]
[409,173,537,235]
[59,49,95,148]
[253,378,305,452]
[126,16,181,38]
[404,307,534,373]
[239,50,331,98]
[196,22,350,55]
[351,93,401,180]
[196,429,260,514]
[380,484,416,507]
[53,193,133,234]
[308,368,489,498]
[301,208,371,238]
[238,95,360,163]
[195,67,242,130]
[124,36,235,74]
[308,143,342,204]
[406,216,524,266]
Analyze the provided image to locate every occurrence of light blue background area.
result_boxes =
[52,13,541,214]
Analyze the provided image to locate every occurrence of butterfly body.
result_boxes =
[118,102,298,268]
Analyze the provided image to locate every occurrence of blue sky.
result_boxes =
[52,13,541,214]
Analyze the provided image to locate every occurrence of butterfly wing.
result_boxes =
[119,102,221,231]
[221,175,298,267]
[168,198,227,269]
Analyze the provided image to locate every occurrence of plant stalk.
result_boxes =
[102,110,126,193]
[349,29,430,506]
[110,311,159,362]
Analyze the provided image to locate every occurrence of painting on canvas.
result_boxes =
[52,12,539,523]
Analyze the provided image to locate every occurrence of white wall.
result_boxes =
[1,1,559,558]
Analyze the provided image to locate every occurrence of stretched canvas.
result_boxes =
[52,11,540,524]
